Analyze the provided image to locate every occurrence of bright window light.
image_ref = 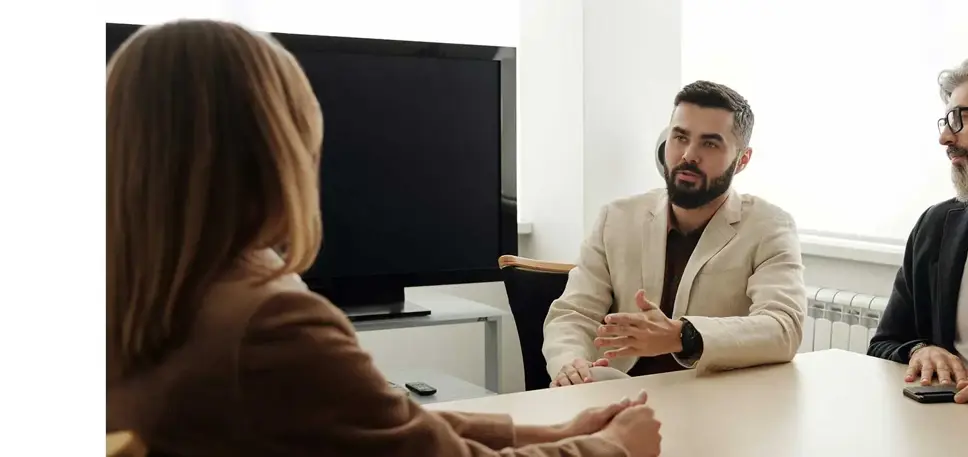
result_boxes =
[682,0,968,243]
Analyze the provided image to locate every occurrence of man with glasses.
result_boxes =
[868,58,968,404]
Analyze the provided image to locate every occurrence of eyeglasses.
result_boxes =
[938,106,966,135]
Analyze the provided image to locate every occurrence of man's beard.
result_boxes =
[949,145,968,203]
[664,155,738,209]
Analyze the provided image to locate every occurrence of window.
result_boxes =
[681,0,968,243]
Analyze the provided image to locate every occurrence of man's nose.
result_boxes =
[681,144,701,163]
[939,126,956,146]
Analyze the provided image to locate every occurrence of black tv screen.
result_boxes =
[303,48,500,277]
[106,23,517,307]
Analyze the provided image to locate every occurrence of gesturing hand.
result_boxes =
[905,345,968,386]
[594,290,683,359]
[551,358,611,387]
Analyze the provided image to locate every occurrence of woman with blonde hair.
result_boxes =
[106,19,662,457]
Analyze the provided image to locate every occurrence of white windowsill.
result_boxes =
[516,222,903,267]
[798,233,903,267]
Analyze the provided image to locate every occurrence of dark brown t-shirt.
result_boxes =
[626,224,704,377]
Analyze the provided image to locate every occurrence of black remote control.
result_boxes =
[405,381,437,396]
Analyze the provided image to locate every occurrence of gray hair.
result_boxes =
[939,58,968,103]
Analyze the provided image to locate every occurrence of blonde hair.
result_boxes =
[107,20,323,379]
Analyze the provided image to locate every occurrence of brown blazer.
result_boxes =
[107,250,625,457]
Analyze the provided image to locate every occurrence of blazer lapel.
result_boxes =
[641,193,669,307]
[936,204,968,349]
[671,190,741,319]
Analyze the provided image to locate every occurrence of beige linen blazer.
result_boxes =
[542,189,807,376]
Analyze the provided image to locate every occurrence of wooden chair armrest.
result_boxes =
[498,255,575,273]
[107,431,146,457]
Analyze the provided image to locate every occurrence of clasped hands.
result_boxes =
[594,289,683,359]
[547,389,662,457]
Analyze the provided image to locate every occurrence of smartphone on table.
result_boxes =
[902,384,958,403]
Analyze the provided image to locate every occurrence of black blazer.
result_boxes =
[868,198,968,363]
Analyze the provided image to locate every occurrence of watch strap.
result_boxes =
[677,318,703,360]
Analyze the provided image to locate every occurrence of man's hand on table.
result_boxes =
[905,345,968,386]
[957,380,968,404]
[550,357,611,387]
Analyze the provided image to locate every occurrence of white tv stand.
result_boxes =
[352,290,505,394]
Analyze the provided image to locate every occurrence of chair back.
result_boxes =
[498,255,575,391]
[655,126,669,173]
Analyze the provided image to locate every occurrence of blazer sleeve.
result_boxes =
[238,291,626,457]
[677,211,807,372]
[542,205,615,378]
[867,209,929,363]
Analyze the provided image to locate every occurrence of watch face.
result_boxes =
[682,320,695,335]
[678,319,702,358]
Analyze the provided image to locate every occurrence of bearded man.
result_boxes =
[543,81,807,387]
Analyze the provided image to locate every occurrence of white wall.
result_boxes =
[581,0,681,232]
[804,256,897,298]
[515,0,586,263]
[231,0,518,46]
[105,0,235,24]
[106,0,518,46]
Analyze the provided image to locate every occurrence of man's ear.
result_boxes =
[734,147,753,174]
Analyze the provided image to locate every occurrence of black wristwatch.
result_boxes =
[677,318,704,360]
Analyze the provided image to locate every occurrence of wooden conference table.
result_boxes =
[426,349,967,456]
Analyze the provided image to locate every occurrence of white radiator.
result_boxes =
[798,286,888,354]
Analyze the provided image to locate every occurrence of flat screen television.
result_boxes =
[106,22,517,320]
